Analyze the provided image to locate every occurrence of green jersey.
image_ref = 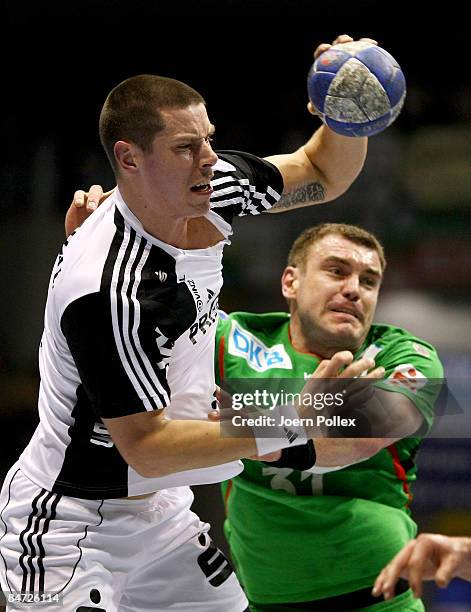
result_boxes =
[215,311,443,607]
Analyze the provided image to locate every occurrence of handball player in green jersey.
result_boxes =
[216,223,443,611]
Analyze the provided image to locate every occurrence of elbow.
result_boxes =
[111,413,177,479]
[321,159,367,203]
[323,176,360,203]
[131,461,163,479]
[130,459,174,479]
[122,445,174,479]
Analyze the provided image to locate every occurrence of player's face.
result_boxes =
[286,235,382,355]
[139,103,218,218]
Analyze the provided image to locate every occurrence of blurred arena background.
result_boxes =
[1,1,470,608]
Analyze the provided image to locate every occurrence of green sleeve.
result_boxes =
[375,335,444,429]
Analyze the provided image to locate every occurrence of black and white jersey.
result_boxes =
[18,151,283,499]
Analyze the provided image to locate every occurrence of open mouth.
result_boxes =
[190,183,213,194]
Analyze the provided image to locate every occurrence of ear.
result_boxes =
[114,141,139,173]
[281,266,299,300]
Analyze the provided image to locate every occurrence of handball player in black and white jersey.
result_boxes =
[0,34,373,611]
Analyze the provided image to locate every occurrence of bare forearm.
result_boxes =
[138,425,390,475]
[122,419,257,478]
[303,124,367,199]
[267,124,367,213]
[314,436,393,467]
[269,180,326,212]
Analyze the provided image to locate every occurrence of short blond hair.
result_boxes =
[287,223,386,272]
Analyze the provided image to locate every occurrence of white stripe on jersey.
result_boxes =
[210,175,240,187]
[110,226,169,410]
[243,181,275,215]
[210,197,246,209]
[266,185,279,200]
[128,238,171,405]
[212,178,274,215]
[210,154,282,217]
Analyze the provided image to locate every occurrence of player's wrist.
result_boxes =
[262,439,316,470]
[253,404,309,456]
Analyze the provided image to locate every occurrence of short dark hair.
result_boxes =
[99,74,205,173]
[287,223,386,272]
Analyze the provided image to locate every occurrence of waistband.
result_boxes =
[251,579,410,611]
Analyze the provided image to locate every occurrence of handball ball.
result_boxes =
[307,41,406,137]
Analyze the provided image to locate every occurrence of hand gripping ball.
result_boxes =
[307,40,406,137]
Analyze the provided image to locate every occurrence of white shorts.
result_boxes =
[0,466,248,611]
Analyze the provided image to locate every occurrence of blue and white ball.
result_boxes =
[307,41,406,137]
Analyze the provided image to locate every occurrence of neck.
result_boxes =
[289,315,328,358]
[117,183,223,249]
[117,182,194,248]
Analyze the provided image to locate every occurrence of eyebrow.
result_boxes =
[323,255,382,278]
[174,124,216,142]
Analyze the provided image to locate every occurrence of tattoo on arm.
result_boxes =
[271,182,326,211]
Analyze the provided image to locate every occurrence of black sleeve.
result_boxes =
[209,150,284,224]
[60,290,177,419]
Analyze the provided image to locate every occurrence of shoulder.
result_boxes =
[216,150,281,178]
[52,202,119,311]
[209,150,283,220]
[214,150,283,195]
[219,311,289,331]
[370,323,439,354]
[215,312,294,376]
[368,323,443,377]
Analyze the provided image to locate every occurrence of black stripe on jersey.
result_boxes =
[107,209,198,409]
[209,150,283,221]
[211,176,277,216]
[119,230,163,403]
[111,220,168,409]
[210,178,246,205]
